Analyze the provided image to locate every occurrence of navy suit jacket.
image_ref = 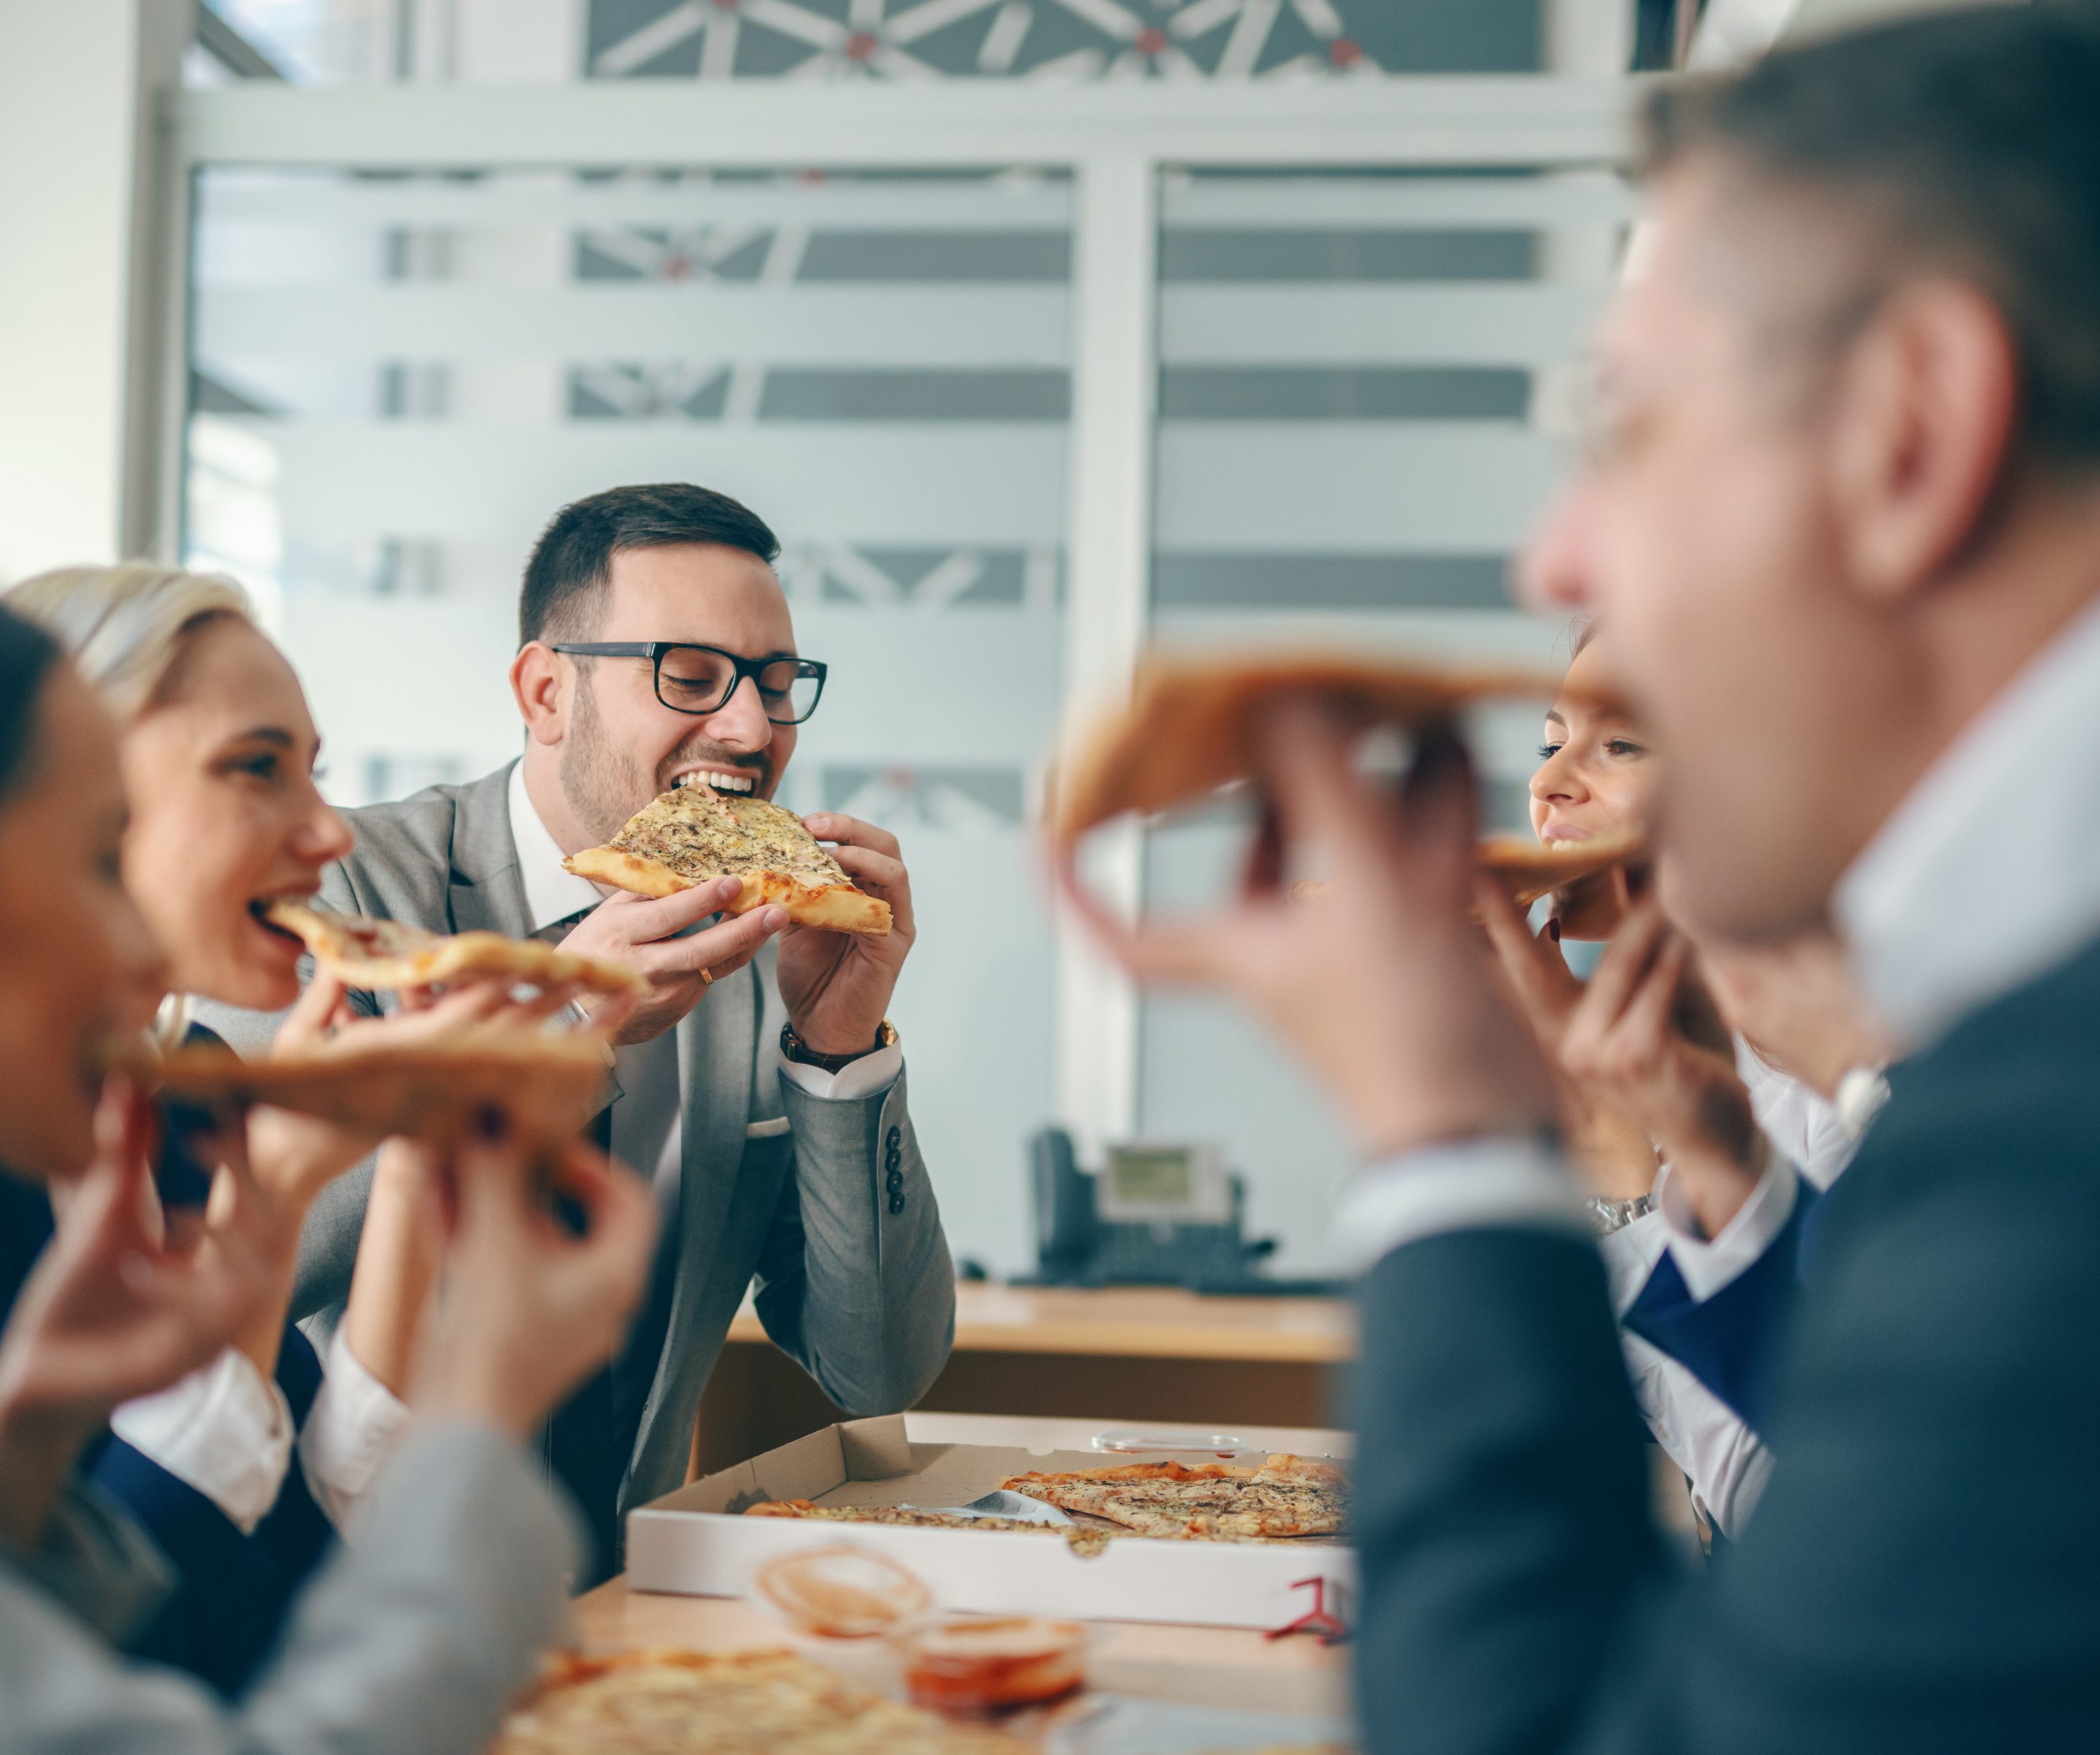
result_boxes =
[1351,931,2100,1752]
[0,1136,335,1695]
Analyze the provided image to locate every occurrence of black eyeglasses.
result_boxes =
[551,642,827,725]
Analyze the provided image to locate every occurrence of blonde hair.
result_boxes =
[4,564,255,724]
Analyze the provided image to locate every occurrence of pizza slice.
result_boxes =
[998,1454,1346,1540]
[259,899,641,997]
[142,1028,612,1145]
[493,1648,1031,1755]
[563,781,891,936]
[1290,827,1645,916]
[1048,652,1556,843]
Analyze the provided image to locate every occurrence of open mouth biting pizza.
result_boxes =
[563,779,891,937]
[491,1648,1031,1755]
[998,1455,1346,1541]
[1046,651,1556,844]
[257,899,642,997]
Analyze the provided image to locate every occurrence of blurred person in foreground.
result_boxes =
[1072,8,2100,1749]
[3,564,606,1690]
[0,603,659,1751]
[203,483,954,1584]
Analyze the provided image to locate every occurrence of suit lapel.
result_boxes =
[446,761,532,936]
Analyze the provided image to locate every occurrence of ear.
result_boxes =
[1826,279,2019,604]
[510,643,568,747]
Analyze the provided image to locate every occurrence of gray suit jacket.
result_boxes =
[197,763,955,1527]
[0,1424,571,1755]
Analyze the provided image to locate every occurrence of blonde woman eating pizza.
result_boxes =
[0,599,658,1751]
[3,564,624,1690]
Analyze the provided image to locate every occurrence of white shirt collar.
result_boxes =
[506,757,607,934]
[1834,592,2100,1053]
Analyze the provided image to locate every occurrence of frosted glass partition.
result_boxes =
[185,166,1074,1273]
[1139,166,1631,1274]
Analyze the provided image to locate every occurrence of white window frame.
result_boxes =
[160,76,1634,1154]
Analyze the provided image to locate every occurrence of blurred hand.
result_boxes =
[248,967,613,1210]
[1555,899,1766,1238]
[560,880,787,1047]
[0,1079,279,1547]
[1697,928,1892,1100]
[1475,873,1656,1199]
[1064,702,1555,1160]
[776,813,916,1057]
[413,1121,657,1441]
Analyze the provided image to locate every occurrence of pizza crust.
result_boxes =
[262,899,641,996]
[1048,652,1556,842]
[1290,827,1645,918]
[142,1029,613,1145]
[563,787,892,936]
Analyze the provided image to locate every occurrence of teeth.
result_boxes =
[678,770,755,794]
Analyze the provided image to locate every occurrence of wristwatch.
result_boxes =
[781,1017,897,1074]
[1584,1192,1654,1237]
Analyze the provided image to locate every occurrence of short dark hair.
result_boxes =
[0,604,62,805]
[518,482,782,646]
[1639,3,2100,467]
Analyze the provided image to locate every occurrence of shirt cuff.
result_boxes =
[107,1347,293,1535]
[1328,1134,1585,1277]
[299,1328,415,1536]
[776,1037,904,1101]
[1655,1145,1800,1303]
[1598,1206,1670,1319]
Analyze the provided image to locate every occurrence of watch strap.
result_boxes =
[781,1018,897,1074]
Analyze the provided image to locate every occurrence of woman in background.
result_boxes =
[0,598,657,1752]
[4,565,620,1687]
[1477,627,1889,1537]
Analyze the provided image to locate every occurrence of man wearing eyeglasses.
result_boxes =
[207,482,952,1586]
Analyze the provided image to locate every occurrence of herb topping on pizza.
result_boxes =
[998,1454,1345,1540]
[563,780,891,937]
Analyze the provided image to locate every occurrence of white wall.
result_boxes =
[0,0,182,582]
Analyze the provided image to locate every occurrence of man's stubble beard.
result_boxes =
[559,669,655,845]
[557,668,780,843]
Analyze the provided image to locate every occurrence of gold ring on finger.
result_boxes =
[699,966,714,987]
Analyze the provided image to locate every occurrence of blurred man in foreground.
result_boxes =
[1076,8,2100,1749]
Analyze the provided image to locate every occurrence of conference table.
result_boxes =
[578,1411,1353,1722]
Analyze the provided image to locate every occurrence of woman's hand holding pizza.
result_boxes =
[1549,898,1767,1239]
[245,964,615,1212]
[775,813,916,1058]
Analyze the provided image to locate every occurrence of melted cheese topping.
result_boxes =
[606,789,850,888]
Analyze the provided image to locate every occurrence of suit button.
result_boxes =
[888,1192,906,1215]
[885,1169,904,1194]
[885,1126,902,1152]
[885,1149,902,1174]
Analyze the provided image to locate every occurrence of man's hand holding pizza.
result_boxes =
[775,813,916,1058]
[562,879,789,1048]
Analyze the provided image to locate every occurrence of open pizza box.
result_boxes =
[624,1415,1352,1632]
